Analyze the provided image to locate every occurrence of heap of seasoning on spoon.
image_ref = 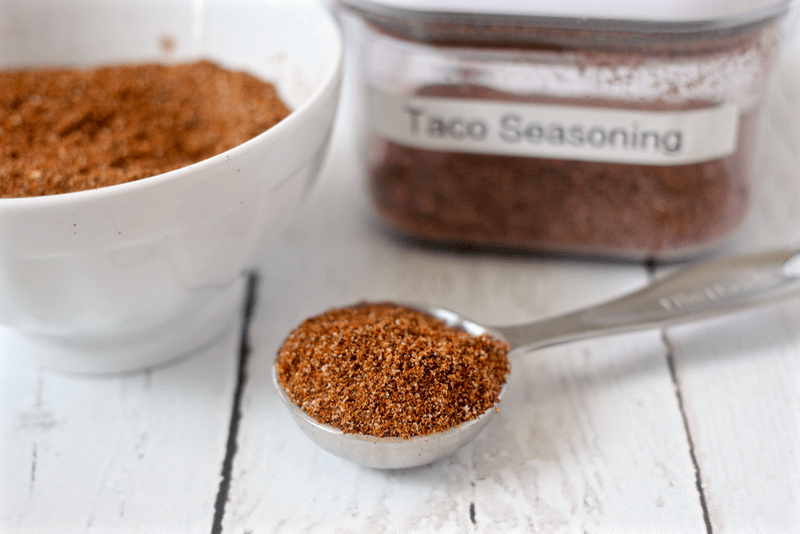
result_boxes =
[274,302,510,439]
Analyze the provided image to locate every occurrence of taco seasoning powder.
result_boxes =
[274,302,510,439]
[0,59,290,198]
[340,1,790,259]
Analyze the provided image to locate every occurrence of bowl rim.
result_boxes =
[0,0,344,209]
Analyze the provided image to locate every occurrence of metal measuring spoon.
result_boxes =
[273,248,800,469]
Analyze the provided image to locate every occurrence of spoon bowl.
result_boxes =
[274,248,800,468]
[274,368,502,469]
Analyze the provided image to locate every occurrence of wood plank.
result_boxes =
[665,305,800,532]
[661,26,800,533]
[0,322,242,533]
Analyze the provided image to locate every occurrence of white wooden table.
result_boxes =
[3,19,800,534]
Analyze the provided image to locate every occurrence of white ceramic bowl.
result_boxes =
[0,0,343,374]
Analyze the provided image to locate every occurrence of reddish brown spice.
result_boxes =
[275,302,510,439]
[368,86,756,258]
[369,95,754,256]
[0,59,290,198]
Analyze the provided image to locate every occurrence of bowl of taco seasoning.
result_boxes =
[0,0,342,373]
[337,0,797,260]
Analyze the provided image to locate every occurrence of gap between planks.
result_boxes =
[647,259,713,534]
[211,272,259,534]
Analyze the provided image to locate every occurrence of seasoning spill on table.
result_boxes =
[275,302,510,439]
[339,0,794,260]
[0,60,290,198]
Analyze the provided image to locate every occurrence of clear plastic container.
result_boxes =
[339,0,796,260]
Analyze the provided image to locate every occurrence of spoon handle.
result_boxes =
[496,248,800,354]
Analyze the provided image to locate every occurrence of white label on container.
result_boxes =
[366,87,740,165]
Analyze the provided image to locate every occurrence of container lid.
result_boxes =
[339,0,793,24]
[340,0,795,50]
